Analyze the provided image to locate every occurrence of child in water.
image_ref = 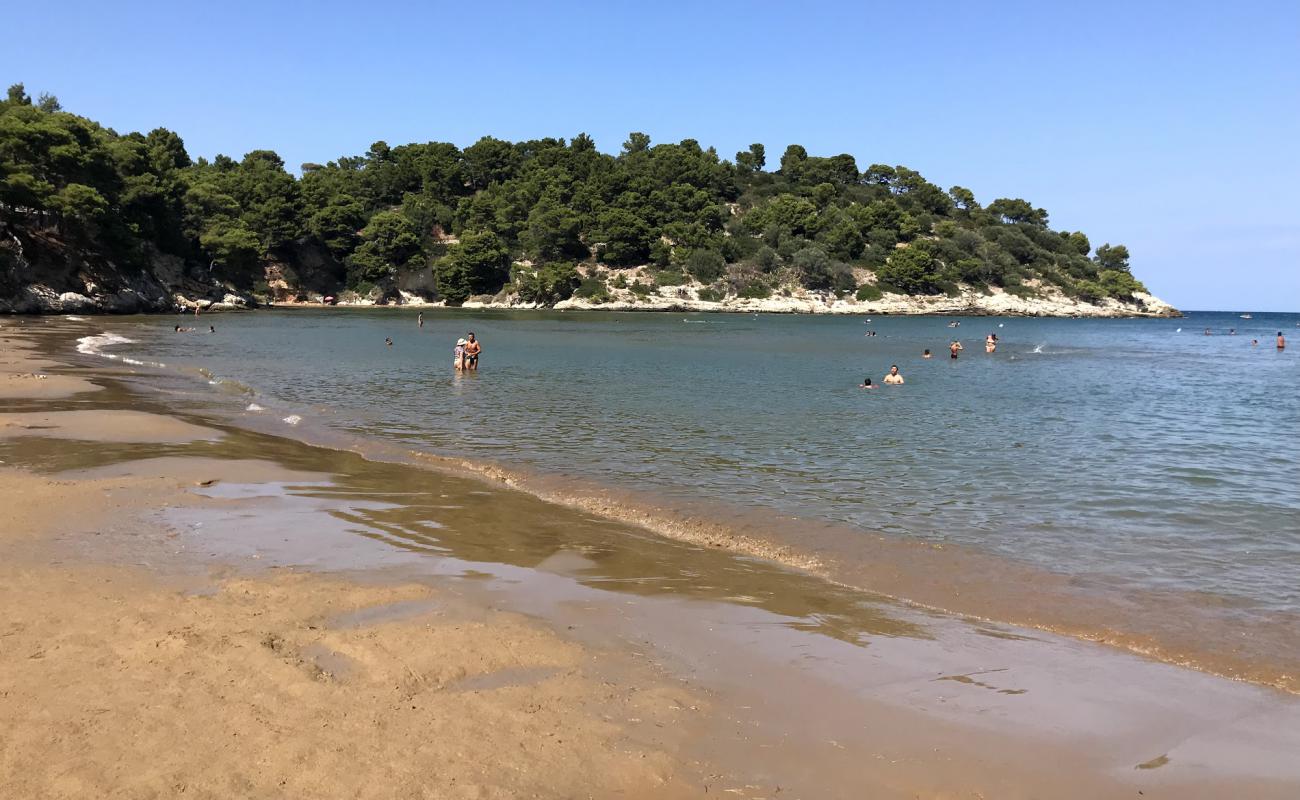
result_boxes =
[454,337,467,369]
[859,377,877,389]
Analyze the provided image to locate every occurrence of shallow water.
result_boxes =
[97,309,1300,614]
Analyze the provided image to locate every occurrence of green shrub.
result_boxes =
[739,281,772,299]
[855,284,883,301]
[697,286,724,302]
[751,245,779,273]
[654,270,687,286]
[1098,269,1145,299]
[875,245,940,295]
[630,281,652,296]
[512,262,580,304]
[1072,280,1104,302]
[574,277,610,302]
[685,249,726,283]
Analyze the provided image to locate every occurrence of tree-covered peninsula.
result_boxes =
[1,83,1162,314]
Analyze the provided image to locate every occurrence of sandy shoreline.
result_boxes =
[3,320,1299,798]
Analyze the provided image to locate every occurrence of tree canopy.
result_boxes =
[1,84,1146,305]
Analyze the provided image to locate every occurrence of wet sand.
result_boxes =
[0,470,700,799]
[3,320,1300,798]
[418,441,1300,694]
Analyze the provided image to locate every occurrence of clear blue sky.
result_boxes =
[5,0,1298,310]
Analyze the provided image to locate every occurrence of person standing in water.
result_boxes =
[923,349,932,359]
[418,312,423,329]
[949,340,963,359]
[883,365,904,385]
[985,333,998,353]
[453,338,467,370]
[464,332,481,370]
[1279,332,1287,350]
[859,377,877,389]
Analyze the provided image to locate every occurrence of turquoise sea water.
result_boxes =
[97,309,1300,619]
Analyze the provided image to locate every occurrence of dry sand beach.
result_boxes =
[3,319,1299,799]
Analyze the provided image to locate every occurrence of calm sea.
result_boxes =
[92,309,1300,622]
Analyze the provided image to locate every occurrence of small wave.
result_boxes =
[282,414,303,426]
[121,356,157,367]
[65,315,88,321]
[206,376,256,395]
[75,332,135,357]
[246,403,266,412]
[1031,343,1046,354]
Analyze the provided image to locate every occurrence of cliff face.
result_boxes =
[0,227,172,313]
[0,226,347,314]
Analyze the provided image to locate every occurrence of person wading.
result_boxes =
[464,332,482,370]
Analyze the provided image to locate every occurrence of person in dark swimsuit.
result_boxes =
[464,332,481,370]
[949,340,963,359]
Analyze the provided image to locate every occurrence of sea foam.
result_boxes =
[75,332,135,358]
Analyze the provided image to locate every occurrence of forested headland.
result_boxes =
[1,83,1159,314]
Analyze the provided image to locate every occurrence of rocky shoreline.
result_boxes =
[306,280,1179,318]
[2,280,1179,318]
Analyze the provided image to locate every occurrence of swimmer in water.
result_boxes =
[385,337,393,347]
[859,377,877,389]
[1204,328,1212,336]
[1279,332,1287,350]
[208,326,215,333]
[418,312,424,329]
[985,333,998,353]
[1252,339,1259,346]
[464,332,481,370]
[949,340,963,359]
[883,365,904,385]
[922,349,932,359]
[454,337,467,369]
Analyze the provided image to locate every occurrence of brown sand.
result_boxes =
[0,410,222,443]
[0,371,101,399]
[0,327,102,399]
[0,466,702,799]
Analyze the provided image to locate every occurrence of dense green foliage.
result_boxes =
[1,83,1147,304]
